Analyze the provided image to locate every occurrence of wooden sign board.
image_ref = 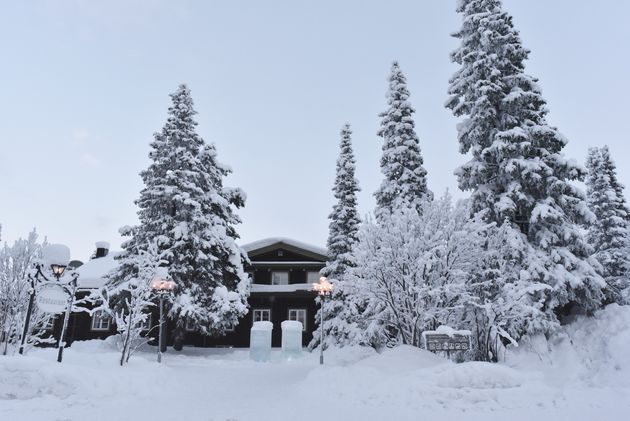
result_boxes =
[423,333,470,352]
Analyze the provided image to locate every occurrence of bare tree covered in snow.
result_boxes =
[99,240,166,365]
[0,229,54,355]
[347,195,486,349]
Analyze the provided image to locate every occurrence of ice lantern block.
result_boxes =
[281,320,303,360]
[250,321,273,362]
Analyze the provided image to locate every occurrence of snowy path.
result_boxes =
[1,343,628,421]
[2,306,630,421]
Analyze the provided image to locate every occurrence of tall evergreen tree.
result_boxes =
[599,146,630,221]
[322,124,361,279]
[585,146,630,304]
[311,124,362,349]
[375,61,430,216]
[113,84,249,350]
[447,0,606,317]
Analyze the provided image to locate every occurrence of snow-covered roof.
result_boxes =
[241,237,328,258]
[72,237,326,290]
[421,326,472,338]
[74,252,120,289]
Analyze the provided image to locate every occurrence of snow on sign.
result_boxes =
[422,326,471,353]
[36,284,70,314]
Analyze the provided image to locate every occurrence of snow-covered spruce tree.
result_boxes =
[310,124,362,350]
[464,221,553,361]
[585,146,630,304]
[348,194,486,349]
[0,229,54,355]
[375,61,431,217]
[115,84,249,351]
[447,0,605,317]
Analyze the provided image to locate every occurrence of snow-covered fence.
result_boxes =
[250,321,273,362]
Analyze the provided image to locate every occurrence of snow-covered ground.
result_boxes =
[2,305,629,421]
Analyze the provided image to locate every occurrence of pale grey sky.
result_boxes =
[1,0,628,261]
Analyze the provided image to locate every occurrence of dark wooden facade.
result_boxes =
[62,238,327,348]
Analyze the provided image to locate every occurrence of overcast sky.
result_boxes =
[1,0,628,261]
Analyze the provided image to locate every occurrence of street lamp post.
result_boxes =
[312,276,333,365]
[150,272,176,363]
[56,272,79,363]
[19,244,71,356]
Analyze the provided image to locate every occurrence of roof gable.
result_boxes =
[241,237,328,262]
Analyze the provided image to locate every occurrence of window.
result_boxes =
[306,271,321,284]
[138,314,152,332]
[185,318,195,332]
[253,309,271,324]
[288,309,307,331]
[91,311,111,331]
[271,271,289,285]
[225,324,235,332]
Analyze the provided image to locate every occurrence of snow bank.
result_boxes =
[2,309,629,421]
[0,356,76,399]
[508,303,630,387]
[432,362,523,389]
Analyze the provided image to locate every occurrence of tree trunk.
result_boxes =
[172,324,184,352]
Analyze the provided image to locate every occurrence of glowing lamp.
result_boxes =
[312,276,333,296]
[150,278,177,292]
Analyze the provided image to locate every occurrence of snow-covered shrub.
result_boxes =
[98,240,166,365]
[0,229,54,355]
[346,194,486,349]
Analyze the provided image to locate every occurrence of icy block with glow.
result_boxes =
[281,320,303,360]
[250,321,273,362]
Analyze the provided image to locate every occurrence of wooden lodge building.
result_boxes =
[51,238,328,348]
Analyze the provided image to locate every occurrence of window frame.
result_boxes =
[287,308,307,331]
[306,271,321,284]
[271,271,289,285]
[252,308,272,325]
[91,310,111,331]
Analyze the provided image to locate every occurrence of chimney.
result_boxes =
[95,241,110,258]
